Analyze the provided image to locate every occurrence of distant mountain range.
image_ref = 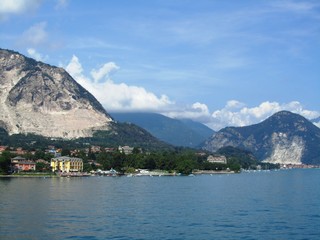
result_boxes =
[202,111,320,165]
[2,48,320,163]
[111,112,214,148]
[312,117,320,127]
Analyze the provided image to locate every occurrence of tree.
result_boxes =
[227,157,241,172]
[61,148,71,156]
[145,155,156,170]
[34,150,46,160]
[175,152,196,175]
[112,151,125,171]
[0,151,13,174]
[132,147,141,154]
[88,148,96,160]
[36,162,50,172]
[74,150,88,161]
[83,162,93,172]
[44,153,54,161]
[175,158,194,175]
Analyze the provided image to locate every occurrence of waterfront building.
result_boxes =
[50,156,83,173]
[11,156,36,172]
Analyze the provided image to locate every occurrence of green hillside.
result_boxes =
[111,112,214,148]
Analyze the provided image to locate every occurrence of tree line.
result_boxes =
[0,146,279,175]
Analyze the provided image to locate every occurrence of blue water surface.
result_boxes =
[1,169,320,239]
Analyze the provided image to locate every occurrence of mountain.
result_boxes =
[111,112,214,147]
[202,111,320,165]
[0,48,113,139]
[0,48,173,150]
[0,121,172,151]
[312,117,320,122]
[179,118,215,140]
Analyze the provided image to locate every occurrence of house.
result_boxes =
[207,155,227,164]
[90,145,101,153]
[118,145,134,155]
[13,147,27,155]
[50,156,83,173]
[105,147,115,153]
[11,156,36,172]
[0,146,8,154]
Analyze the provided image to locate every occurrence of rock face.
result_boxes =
[264,133,304,164]
[202,111,320,164]
[0,48,113,138]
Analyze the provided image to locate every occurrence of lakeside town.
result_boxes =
[0,144,233,177]
[1,144,319,178]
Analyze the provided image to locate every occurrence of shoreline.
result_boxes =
[193,170,236,175]
[5,168,306,178]
[0,170,235,178]
[0,174,58,178]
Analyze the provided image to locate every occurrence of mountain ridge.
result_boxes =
[202,111,320,164]
[111,112,214,147]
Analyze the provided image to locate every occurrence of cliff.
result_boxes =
[0,48,113,138]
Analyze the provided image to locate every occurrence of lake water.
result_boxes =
[1,169,320,240]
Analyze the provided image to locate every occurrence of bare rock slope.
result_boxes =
[0,48,113,138]
[202,111,320,165]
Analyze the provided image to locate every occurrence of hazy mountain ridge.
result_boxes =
[0,48,113,138]
[311,117,320,128]
[2,48,319,159]
[203,111,320,164]
[111,112,214,148]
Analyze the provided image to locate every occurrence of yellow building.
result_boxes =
[51,156,83,173]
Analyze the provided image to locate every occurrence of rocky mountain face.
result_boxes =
[202,111,320,165]
[0,48,113,138]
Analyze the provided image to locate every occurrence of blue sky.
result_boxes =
[1,0,319,130]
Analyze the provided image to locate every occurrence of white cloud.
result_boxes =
[21,22,47,46]
[208,100,320,131]
[192,102,210,115]
[63,56,320,131]
[163,102,212,124]
[314,121,320,128]
[27,48,47,61]
[162,100,319,131]
[65,55,174,112]
[225,100,245,110]
[90,62,119,83]
[0,0,41,14]
[0,0,41,20]
[65,55,83,78]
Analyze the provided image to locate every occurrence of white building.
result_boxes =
[118,145,134,155]
[207,155,227,164]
